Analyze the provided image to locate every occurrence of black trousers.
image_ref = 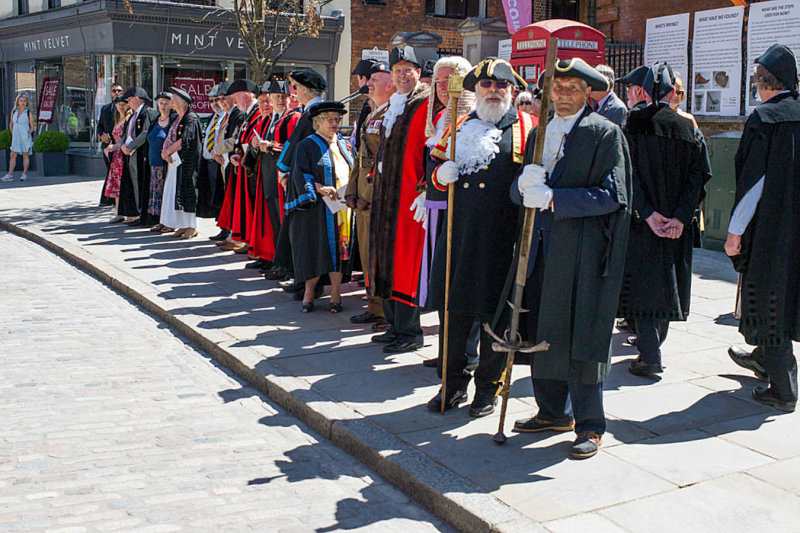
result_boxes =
[635,318,669,364]
[438,310,506,396]
[266,196,282,248]
[754,340,798,402]
[533,378,606,434]
[383,299,422,344]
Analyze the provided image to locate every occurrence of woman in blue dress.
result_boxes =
[146,92,177,232]
[2,94,35,182]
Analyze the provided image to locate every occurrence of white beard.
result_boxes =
[475,92,512,124]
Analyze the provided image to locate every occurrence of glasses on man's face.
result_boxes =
[478,79,510,90]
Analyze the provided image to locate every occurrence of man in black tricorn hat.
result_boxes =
[424,58,535,416]
[510,58,632,459]
[119,87,159,226]
[725,43,800,413]
[617,61,711,380]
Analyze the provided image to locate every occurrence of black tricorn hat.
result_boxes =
[170,87,193,105]
[225,79,258,96]
[308,100,347,118]
[537,58,610,92]
[369,61,390,77]
[260,79,290,95]
[351,59,378,77]
[756,43,799,93]
[122,86,151,101]
[155,91,173,101]
[642,61,675,100]
[389,46,421,69]
[616,65,650,87]
[464,58,527,91]
[290,69,327,92]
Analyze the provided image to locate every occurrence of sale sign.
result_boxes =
[171,77,216,115]
[38,77,61,123]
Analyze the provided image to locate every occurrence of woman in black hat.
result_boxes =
[285,102,353,313]
[159,88,202,239]
[146,92,177,232]
[104,96,132,223]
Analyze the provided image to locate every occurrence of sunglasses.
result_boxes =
[111,88,123,93]
[519,100,532,105]
[478,79,510,89]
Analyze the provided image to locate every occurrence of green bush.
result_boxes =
[0,130,11,150]
[33,131,70,153]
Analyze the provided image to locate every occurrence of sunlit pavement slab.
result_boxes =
[2,175,798,532]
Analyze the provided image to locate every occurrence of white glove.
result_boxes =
[436,160,459,186]
[410,192,427,223]
[517,163,547,195]
[522,185,554,210]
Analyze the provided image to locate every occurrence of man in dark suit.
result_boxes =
[119,87,159,226]
[97,83,123,205]
[591,65,628,127]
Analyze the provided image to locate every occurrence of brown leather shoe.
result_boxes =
[233,244,250,254]
[215,239,229,246]
[218,241,239,251]
[180,228,198,239]
[570,431,602,459]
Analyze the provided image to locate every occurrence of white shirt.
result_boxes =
[126,102,145,145]
[728,176,764,235]
[542,110,582,173]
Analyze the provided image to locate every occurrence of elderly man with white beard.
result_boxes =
[425,58,535,416]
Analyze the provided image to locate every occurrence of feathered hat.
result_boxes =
[425,56,475,137]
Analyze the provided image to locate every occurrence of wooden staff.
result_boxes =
[440,70,463,414]
[488,37,558,444]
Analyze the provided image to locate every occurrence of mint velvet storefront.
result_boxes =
[0,0,344,176]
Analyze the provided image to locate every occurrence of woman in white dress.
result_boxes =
[159,88,202,239]
[2,94,35,182]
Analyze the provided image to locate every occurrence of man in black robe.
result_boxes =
[616,62,711,378]
[119,87,158,226]
[725,44,799,413]
[210,82,244,244]
[424,59,535,416]
[511,59,632,460]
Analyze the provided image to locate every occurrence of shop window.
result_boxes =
[48,0,61,8]
[426,0,483,18]
[18,0,29,15]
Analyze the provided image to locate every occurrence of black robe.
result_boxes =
[97,101,116,205]
[508,107,632,384]
[731,92,800,346]
[285,133,353,283]
[172,111,202,213]
[428,109,526,318]
[617,103,711,320]
[118,106,158,219]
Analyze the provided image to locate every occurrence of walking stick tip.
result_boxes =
[492,432,508,445]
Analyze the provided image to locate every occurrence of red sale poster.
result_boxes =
[38,77,61,123]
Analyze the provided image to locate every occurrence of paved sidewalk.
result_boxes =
[0,230,449,532]
[2,176,799,532]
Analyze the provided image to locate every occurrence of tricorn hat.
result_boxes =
[616,65,650,87]
[225,79,258,96]
[170,87,193,105]
[536,58,610,92]
[289,69,327,92]
[308,100,347,118]
[642,61,675,100]
[351,58,378,77]
[122,86,151,101]
[464,57,527,91]
[756,43,799,93]
[389,46,421,69]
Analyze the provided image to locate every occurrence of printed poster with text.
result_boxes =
[692,6,744,116]
[747,0,800,113]
[644,13,690,110]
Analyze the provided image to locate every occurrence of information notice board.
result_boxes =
[691,6,744,116]
[746,0,800,113]
[644,13,690,110]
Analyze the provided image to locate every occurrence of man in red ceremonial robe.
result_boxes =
[216,79,263,253]
[368,46,431,354]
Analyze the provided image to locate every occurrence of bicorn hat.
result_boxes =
[642,61,675,100]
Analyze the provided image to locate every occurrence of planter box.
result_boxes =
[35,152,68,176]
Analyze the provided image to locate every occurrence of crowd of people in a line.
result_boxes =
[92,42,799,460]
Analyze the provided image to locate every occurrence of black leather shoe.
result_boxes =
[371,320,391,331]
[628,358,663,378]
[279,278,297,289]
[350,311,384,324]
[245,259,268,270]
[371,331,397,344]
[126,219,142,227]
[264,267,288,281]
[282,282,303,294]
[752,386,796,412]
[422,358,438,368]
[209,230,228,241]
[728,346,769,382]
[468,393,498,417]
[426,388,468,412]
[383,340,423,354]
[513,415,575,433]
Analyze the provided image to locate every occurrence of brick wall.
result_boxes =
[596,0,732,43]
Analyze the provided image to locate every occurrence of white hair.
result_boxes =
[476,90,512,124]
[514,91,532,107]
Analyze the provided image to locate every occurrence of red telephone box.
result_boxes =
[511,20,606,85]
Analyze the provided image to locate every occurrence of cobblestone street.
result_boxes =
[0,230,449,532]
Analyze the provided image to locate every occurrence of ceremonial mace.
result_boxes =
[487,37,559,444]
[440,69,463,413]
